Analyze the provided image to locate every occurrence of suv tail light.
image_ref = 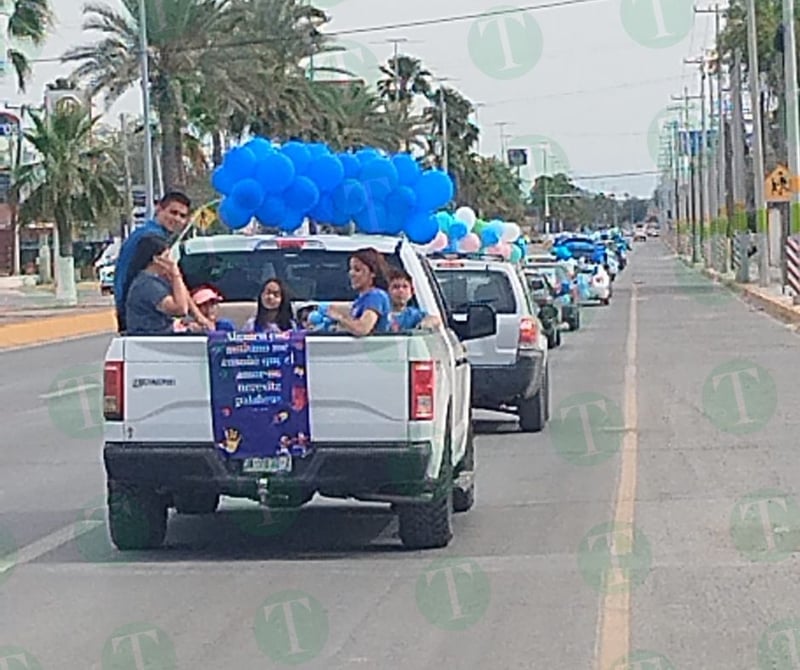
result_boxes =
[519,316,538,349]
[103,361,124,421]
[410,361,435,420]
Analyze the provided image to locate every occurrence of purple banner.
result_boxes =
[208,331,311,460]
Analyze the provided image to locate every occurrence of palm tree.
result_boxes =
[62,0,230,189]
[14,107,120,304]
[377,55,432,104]
[7,0,54,90]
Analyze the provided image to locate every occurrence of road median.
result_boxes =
[0,308,116,349]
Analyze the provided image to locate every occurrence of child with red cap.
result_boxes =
[176,286,236,333]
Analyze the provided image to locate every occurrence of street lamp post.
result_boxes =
[138,0,155,221]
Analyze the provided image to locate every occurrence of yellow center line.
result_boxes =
[596,282,639,670]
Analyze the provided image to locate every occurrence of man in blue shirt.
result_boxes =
[387,268,441,332]
[114,191,210,333]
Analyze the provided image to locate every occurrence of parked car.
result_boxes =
[577,262,612,305]
[633,225,648,242]
[101,234,496,551]
[431,254,551,433]
[98,263,115,295]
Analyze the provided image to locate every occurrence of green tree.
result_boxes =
[7,0,54,90]
[14,108,120,304]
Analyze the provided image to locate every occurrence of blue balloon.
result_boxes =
[278,209,305,232]
[363,178,392,204]
[219,197,252,230]
[231,178,265,212]
[332,179,368,215]
[356,148,381,165]
[414,170,454,211]
[307,142,330,157]
[244,137,274,160]
[385,186,416,220]
[284,176,320,212]
[306,154,345,193]
[255,152,295,194]
[255,196,286,226]
[480,227,501,247]
[360,158,399,192]
[224,146,258,180]
[211,166,236,195]
[354,202,387,234]
[392,153,421,187]
[338,152,361,178]
[329,206,352,227]
[449,221,468,241]
[281,141,312,174]
[405,213,439,245]
[308,310,325,326]
[309,194,336,223]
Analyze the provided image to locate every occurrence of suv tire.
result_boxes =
[108,481,167,550]
[519,365,548,433]
[398,412,454,549]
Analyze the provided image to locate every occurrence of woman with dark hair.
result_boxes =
[327,247,391,336]
[243,278,296,333]
[124,234,190,335]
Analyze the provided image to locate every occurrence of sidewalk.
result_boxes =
[0,281,115,349]
[663,235,800,327]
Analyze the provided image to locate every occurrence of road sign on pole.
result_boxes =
[766,164,794,202]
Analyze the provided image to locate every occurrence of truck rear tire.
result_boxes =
[519,365,548,433]
[453,420,475,514]
[174,492,220,515]
[398,420,454,549]
[108,481,168,551]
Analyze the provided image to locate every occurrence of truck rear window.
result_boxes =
[433,269,517,314]
[179,249,403,302]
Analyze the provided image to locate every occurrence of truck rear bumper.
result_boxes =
[104,441,436,505]
[471,349,544,409]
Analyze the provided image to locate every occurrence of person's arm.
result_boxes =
[420,314,442,330]
[334,309,379,337]
[154,258,190,316]
[187,296,214,328]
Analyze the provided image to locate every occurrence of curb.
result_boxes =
[0,309,116,350]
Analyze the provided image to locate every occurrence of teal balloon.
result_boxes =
[509,247,523,263]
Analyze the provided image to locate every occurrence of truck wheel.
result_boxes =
[108,481,167,551]
[519,365,548,433]
[398,420,454,549]
[554,328,562,348]
[571,311,581,331]
[453,419,475,514]
[174,492,220,515]
[601,296,610,306]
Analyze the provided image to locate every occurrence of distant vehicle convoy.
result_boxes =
[102,226,634,551]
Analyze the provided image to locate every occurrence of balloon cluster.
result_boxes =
[422,206,526,263]
[211,137,454,243]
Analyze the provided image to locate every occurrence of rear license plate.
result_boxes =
[242,455,292,474]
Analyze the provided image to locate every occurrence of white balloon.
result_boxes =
[454,206,477,229]
[501,222,521,242]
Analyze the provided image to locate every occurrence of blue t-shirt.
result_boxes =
[388,306,426,332]
[214,318,236,332]
[114,220,171,313]
[351,288,391,333]
[125,271,174,335]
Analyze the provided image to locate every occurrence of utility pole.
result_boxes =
[745,0,769,286]
[496,121,511,163]
[783,0,800,237]
[138,0,155,220]
[473,102,486,154]
[441,92,449,173]
[120,114,133,242]
[730,49,749,281]
[686,56,710,265]
[673,87,703,262]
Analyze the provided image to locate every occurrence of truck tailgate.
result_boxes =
[120,335,410,444]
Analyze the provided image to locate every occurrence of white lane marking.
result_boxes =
[39,382,100,400]
[1,520,103,575]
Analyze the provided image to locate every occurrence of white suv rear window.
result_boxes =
[434,269,517,314]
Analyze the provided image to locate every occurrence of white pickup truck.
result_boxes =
[101,234,496,551]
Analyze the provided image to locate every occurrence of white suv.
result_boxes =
[431,255,551,432]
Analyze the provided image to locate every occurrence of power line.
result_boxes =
[572,169,662,180]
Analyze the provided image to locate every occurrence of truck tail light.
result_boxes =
[103,361,124,421]
[410,361,435,420]
[519,316,538,349]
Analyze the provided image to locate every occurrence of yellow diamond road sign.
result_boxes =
[766,165,793,203]
[193,205,217,231]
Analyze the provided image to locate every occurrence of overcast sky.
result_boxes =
[0,0,718,198]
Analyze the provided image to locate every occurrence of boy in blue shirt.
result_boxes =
[387,268,441,332]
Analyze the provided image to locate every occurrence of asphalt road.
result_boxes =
[2,241,800,669]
